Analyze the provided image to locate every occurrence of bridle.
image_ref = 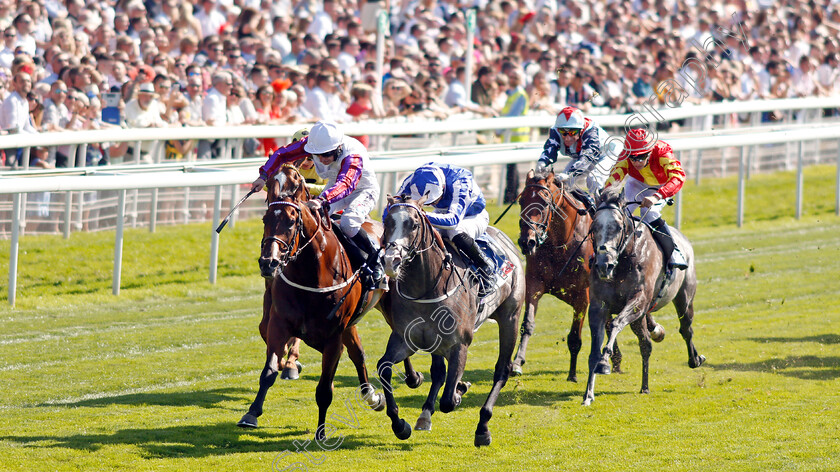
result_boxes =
[593,201,635,260]
[261,198,320,270]
[520,178,585,248]
[384,202,463,303]
[384,202,444,265]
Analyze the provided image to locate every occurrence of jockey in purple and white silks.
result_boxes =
[251,120,384,288]
[393,162,495,281]
[536,106,618,212]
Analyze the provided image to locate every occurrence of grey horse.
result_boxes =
[378,195,525,447]
[583,186,705,406]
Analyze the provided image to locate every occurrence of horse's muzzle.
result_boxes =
[594,254,616,280]
[518,236,537,256]
[383,246,403,278]
[259,256,281,279]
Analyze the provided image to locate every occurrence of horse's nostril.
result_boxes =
[269,259,279,269]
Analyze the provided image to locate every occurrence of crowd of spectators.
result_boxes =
[1,0,840,168]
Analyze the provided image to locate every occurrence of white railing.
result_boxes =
[3,123,840,306]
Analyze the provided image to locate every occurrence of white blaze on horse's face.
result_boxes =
[592,208,623,280]
[383,207,416,278]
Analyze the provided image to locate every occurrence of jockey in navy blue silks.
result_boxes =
[536,106,618,213]
[393,162,494,279]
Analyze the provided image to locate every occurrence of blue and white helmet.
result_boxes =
[401,165,446,204]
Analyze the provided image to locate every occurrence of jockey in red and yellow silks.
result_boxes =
[604,128,688,271]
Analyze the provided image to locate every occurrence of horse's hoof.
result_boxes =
[295,360,303,374]
[393,419,412,440]
[237,413,259,428]
[690,355,706,369]
[594,362,611,375]
[512,365,523,376]
[582,396,593,406]
[650,324,665,343]
[280,367,299,380]
[414,411,432,431]
[640,388,650,394]
[474,432,492,447]
[566,374,578,382]
[405,372,424,389]
[369,393,386,412]
[456,381,471,395]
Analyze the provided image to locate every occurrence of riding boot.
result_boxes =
[570,188,596,217]
[451,233,495,296]
[648,218,688,271]
[350,230,386,290]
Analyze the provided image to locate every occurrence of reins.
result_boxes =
[386,202,466,303]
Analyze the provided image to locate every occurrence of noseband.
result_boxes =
[262,199,318,269]
[384,203,441,265]
[521,179,582,248]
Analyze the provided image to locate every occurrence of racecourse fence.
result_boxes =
[3,98,840,306]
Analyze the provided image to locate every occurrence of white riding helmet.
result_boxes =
[304,121,343,154]
[553,106,585,129]
[404,165,446,204]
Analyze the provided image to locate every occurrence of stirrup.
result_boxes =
[669,249,688,270]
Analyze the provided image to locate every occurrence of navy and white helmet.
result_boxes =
[402,165,446,204]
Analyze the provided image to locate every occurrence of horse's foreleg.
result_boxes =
[314,338,343,441]
[377,332,415,440]
[597,294,648,375]
[674,293,705,369]
[629,317,652,394]
[605,319,624,374]
[402,358,424,389]
[567,295,587,382]
[583,303,607,406]
[512,285,543,375]
[239,314,290,428]
[415,354,446,431]
[341,326,383,411]
[258,280,271,343]
[280,338,302,380]
[439,343,469,414]
[475,302,519,447]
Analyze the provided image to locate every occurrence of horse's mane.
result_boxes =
[599,185,624,207]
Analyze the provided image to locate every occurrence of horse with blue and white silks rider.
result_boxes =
[392,163,496,288]
[536,106,619,214]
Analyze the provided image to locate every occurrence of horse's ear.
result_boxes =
[416,192,429,207]
[618,186,626,204]
[386,194,395,206]
[527,169,535,181]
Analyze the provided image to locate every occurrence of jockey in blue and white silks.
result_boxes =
[394,162,494,280]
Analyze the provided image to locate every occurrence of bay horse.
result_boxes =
[238,167,424,438]
[515,169,623,381]
[378,194,525,447]
[583,186,705,406]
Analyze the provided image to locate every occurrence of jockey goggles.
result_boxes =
[558,128,581,137]
[628,150,652,162]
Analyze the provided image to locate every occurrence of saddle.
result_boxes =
[443,232,515,300]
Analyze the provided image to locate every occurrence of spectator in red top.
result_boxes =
[345,82,375,147]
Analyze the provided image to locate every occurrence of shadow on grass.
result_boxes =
[37,387,251,410]
[709,355,840,380]
[1,422,389,459]
[748,334,840,345]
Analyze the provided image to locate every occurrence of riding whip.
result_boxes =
[215,188,258,233]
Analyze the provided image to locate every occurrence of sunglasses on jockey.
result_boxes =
[558,128,581,137]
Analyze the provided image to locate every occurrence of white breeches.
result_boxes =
[436,210,490,240]
[329,189,378,238]
[623,178,666,223]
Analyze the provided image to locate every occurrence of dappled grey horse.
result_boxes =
[583,186,705,406]
[378,195,525,447]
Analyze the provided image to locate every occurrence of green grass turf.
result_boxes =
[0,165,838,471]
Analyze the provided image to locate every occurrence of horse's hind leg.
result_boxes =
[415,354,446,431]
[629,317,652,394]
[475,301,519,447]
[402,358,424,389]
[512,283,543,376]
[674,289,705,369]
[239,312,291,428]
[341,326,384,411]
[439,342,470,415]
[314,337,343,441]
